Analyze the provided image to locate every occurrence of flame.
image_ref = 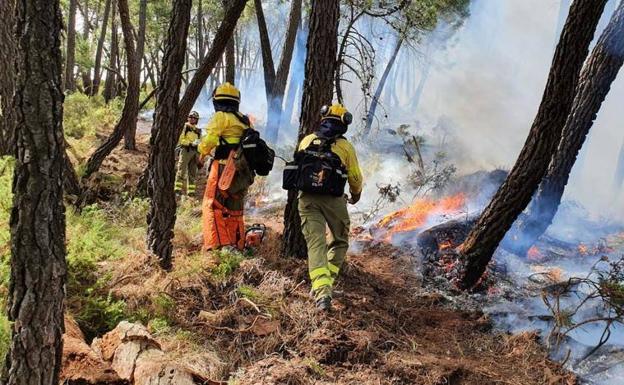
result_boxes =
[527,246,544,261]
[379,194,466,236]
[439,240,453,250]
[577,243,588,255]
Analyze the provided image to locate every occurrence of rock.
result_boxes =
[93,321,224,385]
[61,315,127,385]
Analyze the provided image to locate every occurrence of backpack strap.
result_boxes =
[233,111,251,128]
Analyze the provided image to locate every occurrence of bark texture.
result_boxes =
[0,0,16,156]
[509,2,624,257]
[457,0,609,289]
[3,0,67,383]
[83,0,141,178]
[146,0,192,270]
[282,0,340,258]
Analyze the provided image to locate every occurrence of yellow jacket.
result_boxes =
[198,111,248,156]
[178,123,201,147]
[298,134,363,194]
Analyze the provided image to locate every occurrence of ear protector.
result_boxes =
[320,104,353,125]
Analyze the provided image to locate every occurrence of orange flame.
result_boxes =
[577,243,588,255]
[379,194,467,235]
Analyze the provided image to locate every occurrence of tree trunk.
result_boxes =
[363,35,403,137]
[3,0,67,383]
[508,2,624,258]
[255,0,276,106]
[282,0,340,259]
[225,37,236,84]
[104,0,119,102]
[177,0,248,126]
[136,0,247,196]
[265,0,302,144]
[80,0,93,94]
[0,0,16,156]
[92,0,113,96]
[83,0,141,178]
[65,0,78,92]
[280,18,308,131]
[146,0,192,270]
[457,0,609,289]
[198,0,205,62]
[123,0,146,150]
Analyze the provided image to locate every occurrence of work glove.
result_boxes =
[348,192,361,205]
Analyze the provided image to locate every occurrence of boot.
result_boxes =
[315,296,332,312]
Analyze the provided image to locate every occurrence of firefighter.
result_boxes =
[297,103,363,311]
[175,111,202,197]
[198,82,255,251]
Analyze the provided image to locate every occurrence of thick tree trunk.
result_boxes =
[508,2,624,258]
[363,35,403,137]
[92,0,112,96]
[177,0,248,126]
[3,0,67,383]
[103,0,119,103]
[146,0,192,270]
[83,0,141,178]
[123,0,146,150]
[0,0,16,156]
[282,0,340,259]
[265,0,302,144]
[457,0,609,289]
[65,0,78,92]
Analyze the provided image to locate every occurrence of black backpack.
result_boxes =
[283,136,347,197]
[241,128,275,176]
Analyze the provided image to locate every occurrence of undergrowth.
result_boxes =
[63,93,123,168]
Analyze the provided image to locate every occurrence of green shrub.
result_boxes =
[212,249,246,280]
[0,314,10,363]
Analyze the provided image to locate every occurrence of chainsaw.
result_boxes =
[245,223,267,248]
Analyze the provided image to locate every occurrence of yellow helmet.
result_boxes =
[213,82,240,103]
[320,103,353,125]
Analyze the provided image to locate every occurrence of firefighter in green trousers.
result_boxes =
[297,103,363,311]
[175,111,202,197]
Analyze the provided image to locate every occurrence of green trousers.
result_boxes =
[298,192,350,300]
[175,147,198,195]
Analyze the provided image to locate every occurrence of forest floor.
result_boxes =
[50,122,578,384]
[84,212,576,385]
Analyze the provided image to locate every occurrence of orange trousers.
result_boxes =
[202,161,246,250]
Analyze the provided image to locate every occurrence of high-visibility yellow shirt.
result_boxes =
[298,134,363,195]
[198,111,248,156]
[177,123,201,147]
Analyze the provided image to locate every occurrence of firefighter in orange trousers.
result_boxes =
[198,83,254,251]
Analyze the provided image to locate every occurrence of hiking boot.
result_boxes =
[316,296,332,312]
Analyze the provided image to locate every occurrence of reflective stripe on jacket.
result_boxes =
[298,133,363,194]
